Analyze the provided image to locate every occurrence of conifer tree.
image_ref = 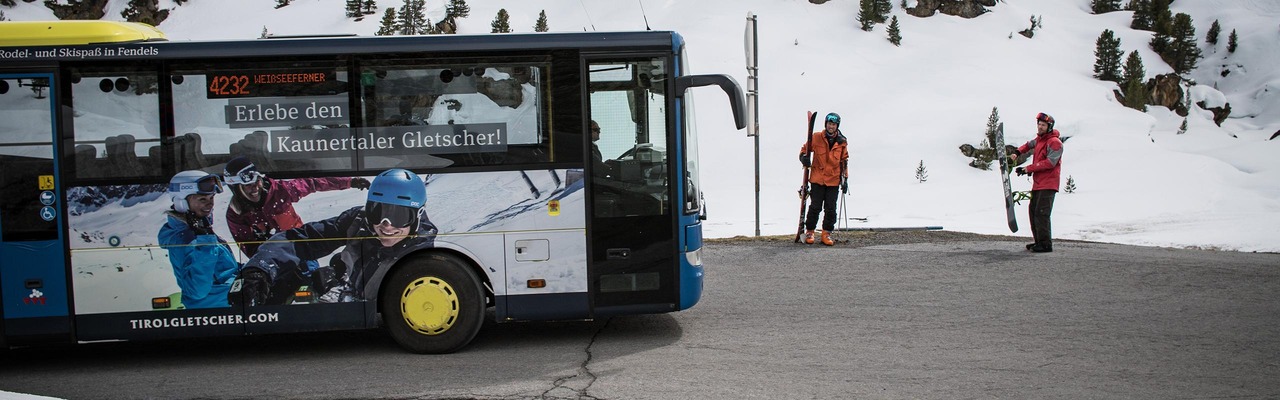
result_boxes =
[1178,118,1188,134]
[0,10,6,21]
[874,0,892,24]
[491,9,511,33]
[1093,29,1123,83]
[1147,1,1175,56]
[534,10,549,32]
[1090,0,1121,14]
[447,0,470,19]
[915,160,928,183]
[984,107,1000,153]
[275,0,290,9]
[1121,50,1148,112]
[965,107,1000,171]
[345,0,362,18]
[1205,19,1221,46]
[1064,176,1076,193]
[1150,0,1173,34]
[260,26,270,39]
[376,7,398,36]
[856,0,875,32]
[1129,0,1152,30]
[362,0,378,15]
[1150,30,1171,56]
[1163,13,1201,75]
[398,0,427,35]
[887,16,901,46]
[1227,29,1238,53]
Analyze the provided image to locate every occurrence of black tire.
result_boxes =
[380,253,485,354]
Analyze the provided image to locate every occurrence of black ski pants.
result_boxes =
[1029,189,1056,249]
[805,183,840,232]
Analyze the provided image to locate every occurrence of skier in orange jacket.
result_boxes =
[799,112,849,246]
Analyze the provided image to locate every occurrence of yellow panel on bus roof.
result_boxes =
[0,20,167,47]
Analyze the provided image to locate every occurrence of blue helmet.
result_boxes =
[825,112,841,127]
[366,169,426,229]
[368,169,426,207]
[168,170,222,213]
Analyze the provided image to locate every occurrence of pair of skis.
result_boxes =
[793,112,818,243]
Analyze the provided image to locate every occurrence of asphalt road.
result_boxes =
[2,232,1278,399]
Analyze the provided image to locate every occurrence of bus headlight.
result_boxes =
[684,247,702,267]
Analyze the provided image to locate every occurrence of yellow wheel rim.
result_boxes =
[400,277,459,335]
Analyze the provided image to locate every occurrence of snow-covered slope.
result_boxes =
[5,0,1278,251]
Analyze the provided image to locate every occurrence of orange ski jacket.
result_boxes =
[800,130,848,187]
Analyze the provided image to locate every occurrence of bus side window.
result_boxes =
[357,60,550,171]
[170,65,355,175]
[68,70,164,180]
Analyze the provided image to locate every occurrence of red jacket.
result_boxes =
[1017,129,1063,192]
[800,130,848,187]
[225,177,352,256]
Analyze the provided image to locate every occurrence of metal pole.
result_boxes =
[746,12,760,236]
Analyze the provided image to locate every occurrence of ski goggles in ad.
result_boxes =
[170,175,224,195]
[225,166,263,185]
[366,202,419,228]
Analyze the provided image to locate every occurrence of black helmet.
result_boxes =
[1036,112,1055,131]
[825,112,841,127]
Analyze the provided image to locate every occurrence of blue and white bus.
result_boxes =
[0,21,745,353]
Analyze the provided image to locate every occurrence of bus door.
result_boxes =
[586,58,679,315]
[0,72,72,344]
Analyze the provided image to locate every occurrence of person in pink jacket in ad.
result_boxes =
[222,156,370,300]
[222,156,370,257]
[1010,113,1064,253]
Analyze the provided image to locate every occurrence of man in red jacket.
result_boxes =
[799,112,849,246]
[1011,113,1064,253]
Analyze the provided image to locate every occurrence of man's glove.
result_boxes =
[840,177,848,194]
[799,153,811,168]
[350,177,371,190]
[228,269,270,307]
[1015,167,1027,176]
[187,214,214,236]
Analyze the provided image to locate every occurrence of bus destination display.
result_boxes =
[206,70,343,99]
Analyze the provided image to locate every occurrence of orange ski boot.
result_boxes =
[804,230,816,244]
[820,231,834,246]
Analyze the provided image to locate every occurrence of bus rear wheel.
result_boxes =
[381,254,485,354]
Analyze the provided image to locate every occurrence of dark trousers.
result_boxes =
[1029,190,1056,249]
[805,183,840,232]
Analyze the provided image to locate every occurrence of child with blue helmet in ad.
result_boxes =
[158,170,240,309]
[230,169,438,306]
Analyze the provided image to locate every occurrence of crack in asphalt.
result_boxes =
[537,318,609,400]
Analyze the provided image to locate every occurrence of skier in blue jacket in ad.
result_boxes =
[158,170,240,309]
[229,169,438,306]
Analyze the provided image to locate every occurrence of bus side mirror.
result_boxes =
[675,74,747,130]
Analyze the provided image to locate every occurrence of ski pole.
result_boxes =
[840,190,848,231]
